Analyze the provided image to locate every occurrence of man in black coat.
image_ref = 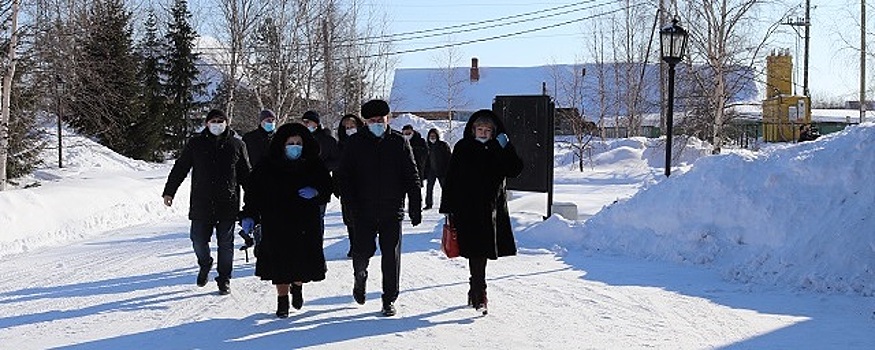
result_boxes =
[162,109,251,295]
[401,124,428,182]
[337,99,422,317]
[301,110,340,171]
[423,128,451,210]
[302,110,340,243]
[242,109,277,168]
[241,109,277,252]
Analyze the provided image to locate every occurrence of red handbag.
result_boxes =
[442,216,460,258]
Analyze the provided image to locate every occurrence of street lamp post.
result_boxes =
[660,18,688,177]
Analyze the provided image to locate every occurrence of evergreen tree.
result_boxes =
[132,10,165,162]
[67,0,140,157]
[163,0,203,154]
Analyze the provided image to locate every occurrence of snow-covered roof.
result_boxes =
[389,63,758,116]
[730,104,875,123]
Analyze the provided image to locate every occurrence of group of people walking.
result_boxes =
[162,99,522,318]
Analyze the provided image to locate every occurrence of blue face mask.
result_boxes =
[475,137,489,144]
[285,145,303,160]
[307,126,317,133]
[368,123,386,137]
[262,122,275,132]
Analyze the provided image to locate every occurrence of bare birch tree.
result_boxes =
[215,0,267,122]
[0,0,20,190]
[426,43,469,143]
[549,63,594,172]
[678,0,783,153]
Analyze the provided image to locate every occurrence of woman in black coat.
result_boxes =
[439,109,523,314]
[240,123,333,318]
[336,114,365,257]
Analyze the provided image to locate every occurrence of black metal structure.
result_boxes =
[492,95,555,218]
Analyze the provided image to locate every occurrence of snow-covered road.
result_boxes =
[1,201,871,349]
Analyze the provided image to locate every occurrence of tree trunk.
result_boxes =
[0,0,21,191]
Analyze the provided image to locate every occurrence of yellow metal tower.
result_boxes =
[762,49,811,142]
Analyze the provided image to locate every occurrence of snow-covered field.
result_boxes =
[0,120,873,349]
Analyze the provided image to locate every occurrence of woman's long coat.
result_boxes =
[241,125,333,284]
[439,115,523,259]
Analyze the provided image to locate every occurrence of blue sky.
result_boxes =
[374,0,868,102]
[189,0,870,102]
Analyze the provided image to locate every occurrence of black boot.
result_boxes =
[291,284,303,310]
[215,277,230,295]
[475,289,488,315]
[276,295,290,318]
[353,270,367,305]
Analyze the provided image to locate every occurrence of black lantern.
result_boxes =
[659,18,688,177]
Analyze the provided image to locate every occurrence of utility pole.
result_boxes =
[783,3,810,96]
[803,0,810,97]
[861,0,867,123]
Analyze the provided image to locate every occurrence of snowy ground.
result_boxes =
[0,122,873,349]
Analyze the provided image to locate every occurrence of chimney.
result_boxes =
[470,57,480,82]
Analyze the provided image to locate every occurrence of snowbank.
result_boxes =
[0,129,186,256]
[520,123,875,295]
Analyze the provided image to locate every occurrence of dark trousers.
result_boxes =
[318,204,327,241]
[425,174,445,208]
[468,257,487,292]
[190,220,235,281]
[341,201,356,254]
[351,215,402,303]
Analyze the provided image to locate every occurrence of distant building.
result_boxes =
[844,100,875,110]
[388,58,757,137]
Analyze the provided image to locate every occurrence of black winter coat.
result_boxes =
[313,128,341,171]
[439,116,523,259]
[425,139,451,178]
[241,127,333,283]
[163,129,251,221]
[242,127,273,168]
[337,129,422,220]
[408,131,429,180]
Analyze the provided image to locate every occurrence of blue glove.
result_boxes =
[298,186,319,199]
[496,133,509,148]
[241,217,255,233]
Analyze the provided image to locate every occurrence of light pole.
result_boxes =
[660,18,688,177]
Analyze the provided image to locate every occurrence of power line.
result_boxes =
[357,0,603,42]
[368,3,648,58]
[195,2,646,66]
[195,0,619,52]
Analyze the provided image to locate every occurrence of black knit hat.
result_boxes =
[206,109,227,122]
[259,109,276,122]
[361,99,390,119]
[302,110,320,124]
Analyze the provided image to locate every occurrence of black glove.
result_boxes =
[410,211,422,226]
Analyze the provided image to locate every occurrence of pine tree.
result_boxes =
[67,0,140,157]
[132,10,165,162]
[163,0,203,155]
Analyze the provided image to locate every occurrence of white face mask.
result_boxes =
[403,134,413,141]
[428,137,437,143]
[475,137,489,144]
[346,128,357,136]
[208,122,227,136]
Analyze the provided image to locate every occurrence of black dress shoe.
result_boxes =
[381,301,396,316]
